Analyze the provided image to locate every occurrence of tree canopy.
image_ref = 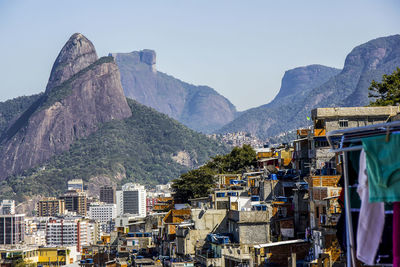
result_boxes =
[172,144,257,202]
[369,67,400,106]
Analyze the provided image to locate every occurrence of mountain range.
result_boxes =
[218,34,400,139]
[0,34,229,203]
[110,50,237,133]
[1,33,399,204]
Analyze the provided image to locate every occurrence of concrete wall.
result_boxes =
[238,223,270,244]
[311,106,399,121]
[228,210,269,223]
[176,209,229,256]
[192,209,228,232]
[325,117,388,132]
[260,180,284,201]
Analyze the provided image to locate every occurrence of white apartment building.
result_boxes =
[24,230,46,246]
[88,203,117,223]
[46,219,90,252]
[116,183,146,217]
[88,203,116,234]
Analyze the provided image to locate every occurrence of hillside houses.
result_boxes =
[2,105,400,266]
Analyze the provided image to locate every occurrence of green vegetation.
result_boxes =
[172,144,256,202]
[0,94,42,133]
[3,98,229,201]
[369,67,400,106]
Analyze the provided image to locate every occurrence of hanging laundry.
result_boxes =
[362,134,400,202]
[356,149,385,265]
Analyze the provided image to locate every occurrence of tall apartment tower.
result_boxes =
[36,198,65,216]
[0,213,25,245]
[60,191,88,216]
[46,218,90,252]
[100,186,115,204]
[116,183,146,217]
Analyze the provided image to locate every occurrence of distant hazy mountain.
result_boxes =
[218,34,400,139]
[110,51,237,133]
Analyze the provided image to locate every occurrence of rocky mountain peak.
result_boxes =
[0,34,132,181]
[46,33,98,92]
[110,49,157,73]
[343,34,400,73]
[140,49,156,71]
[273,65,341,101]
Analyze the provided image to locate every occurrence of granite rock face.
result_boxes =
[46,33,98,92]
[217,34,400,139]
[111,50,237,133]
[0,34,132,180]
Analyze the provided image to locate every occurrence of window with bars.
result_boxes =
[339,120,348,128]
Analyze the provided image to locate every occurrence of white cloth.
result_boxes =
[356,149,385,265]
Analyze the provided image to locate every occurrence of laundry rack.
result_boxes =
[326,120,400,267]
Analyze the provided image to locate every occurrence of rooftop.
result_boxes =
[311,106,400,120]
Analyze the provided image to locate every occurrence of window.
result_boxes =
[339,120,348,128]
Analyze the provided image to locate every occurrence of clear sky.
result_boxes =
[0,1,399,111]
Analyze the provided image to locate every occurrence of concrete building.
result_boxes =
[24,230,46,246]
[100,185,116,204]
[88,203,117,233]
[116,183,146,217]
[36,197,65,217]
[0,200,15,215]
[0,213,25,245]
[227,210,270,244]
[67,179,84,192]
[88,203,117,223]
[311,106,400,174]
[46,218,90,252]
[311,106,400,132]
[60,190,88,216]
[177,209,228,258]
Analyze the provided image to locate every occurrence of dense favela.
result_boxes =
[1,2,400,267]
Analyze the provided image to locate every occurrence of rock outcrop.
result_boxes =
[0,33,132,180]
[46,33,98,92]
[110,50,237,133]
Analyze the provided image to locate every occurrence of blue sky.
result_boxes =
[0,0,399,110]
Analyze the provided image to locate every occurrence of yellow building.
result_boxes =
[0,246,77,266]
[0,247,38,266]
[37,247,77,266]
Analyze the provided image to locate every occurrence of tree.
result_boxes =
[172,168,216,202]
[369,67,400,106]
[172,145,257,202]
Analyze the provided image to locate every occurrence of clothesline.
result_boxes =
[326,120,400,267]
